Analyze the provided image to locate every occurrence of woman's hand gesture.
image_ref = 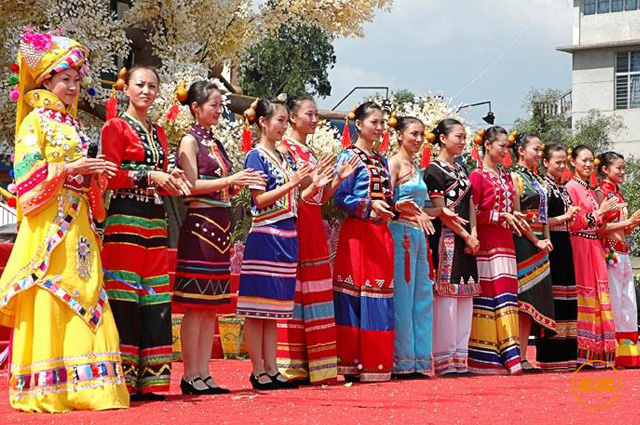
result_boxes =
[371,200,394,221]
[229,168,266,188]
[501,212,528,237]
[66,155,118,178]
[336,156,359,181]
[150,169,192,196]
[291,163,313,186]
[535,238,553,253]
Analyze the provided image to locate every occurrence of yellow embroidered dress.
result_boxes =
[0,31,129,412]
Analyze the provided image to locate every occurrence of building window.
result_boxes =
[615,51,640,109]
[585,0,638,13]
[599,0,611,12]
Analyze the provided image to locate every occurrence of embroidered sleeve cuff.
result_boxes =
[585,212,598,228]
[356,199,373,219]
[131,170,149,189]
[248,183,266,191]
[490,210,501,225]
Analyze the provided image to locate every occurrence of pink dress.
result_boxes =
[565,177,616,365]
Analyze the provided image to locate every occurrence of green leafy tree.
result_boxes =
[513,88,572,146]
[392,89,416,108]
[571,109,625,153]
[239,23,335,98]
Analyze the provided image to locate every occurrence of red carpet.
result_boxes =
[1,360,639,424]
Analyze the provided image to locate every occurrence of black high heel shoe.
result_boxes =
[180,377,211,395]
[249,373,276,390]
[202,376,231,394]
[268,372,299,389]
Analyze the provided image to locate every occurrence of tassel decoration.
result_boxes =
[166,103,180,121]
[403,230,411,284]
[105,88,118,121]
[427,245,435,280]
[342,118,352,147]
[9,86,19,102]
[421,144,432,168]
[503,151,512,168]
[590,169,598,188]
[379,130,389,153]
[533,163,539,174]
[561,165,573,183]
[242,118,252,152]
[471,146,481,165]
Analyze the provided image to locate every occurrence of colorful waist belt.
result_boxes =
[110,188,162,204]
[602,237,629,254]
[570,229,598,239]
[549,224,568,232]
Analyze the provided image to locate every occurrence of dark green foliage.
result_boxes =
[239,23,335,98]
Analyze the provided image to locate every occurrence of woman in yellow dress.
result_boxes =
[0,30,129,412]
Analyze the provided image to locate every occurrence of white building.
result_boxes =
[558,0,640,155]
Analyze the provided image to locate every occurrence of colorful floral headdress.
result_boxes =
[13,28,89,134]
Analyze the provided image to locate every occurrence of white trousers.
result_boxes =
[432,295,473,375]
[608,253,638,333]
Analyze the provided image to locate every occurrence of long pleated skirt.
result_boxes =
[102,196,172,394]
[277,203,337,384]
[536,229,578,371]
[468,226,522,375]
[5,196,129,412]
[570,233,616,366]
[514,225,556,334]
[333,217,394,382]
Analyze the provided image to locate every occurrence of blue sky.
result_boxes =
[316,0,575,128]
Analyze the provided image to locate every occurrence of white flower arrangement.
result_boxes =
[367,91,477,159]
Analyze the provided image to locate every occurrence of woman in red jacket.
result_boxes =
[101,66,191,401]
